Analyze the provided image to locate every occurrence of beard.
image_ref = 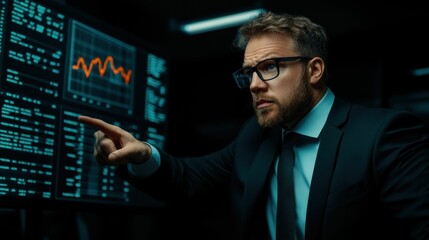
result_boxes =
[254,73,313,129]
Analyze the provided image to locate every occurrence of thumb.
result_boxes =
[108,148,129,165]
[108,141,148,165]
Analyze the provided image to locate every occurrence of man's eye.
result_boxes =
[259,62,277,73]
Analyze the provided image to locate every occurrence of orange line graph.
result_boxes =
[72,56,133,84]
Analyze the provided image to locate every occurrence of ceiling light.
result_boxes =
[411,67,429,77]
[180,8,266,35]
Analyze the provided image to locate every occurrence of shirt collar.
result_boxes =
[290,88,335,138]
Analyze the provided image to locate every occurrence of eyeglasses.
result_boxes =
[233,56,311,88]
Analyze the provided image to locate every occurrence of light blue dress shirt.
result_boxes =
[129,88,335,240]
[267,88,335,240]
[128,144,160,178]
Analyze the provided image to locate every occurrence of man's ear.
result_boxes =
[308,57,324,85]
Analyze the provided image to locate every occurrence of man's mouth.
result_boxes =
[255,99,274,109]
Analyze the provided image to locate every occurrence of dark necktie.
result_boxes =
[276,132,297,240]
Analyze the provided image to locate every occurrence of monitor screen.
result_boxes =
[0,0,168,210]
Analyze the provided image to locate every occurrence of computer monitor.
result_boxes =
[0,0,168,210]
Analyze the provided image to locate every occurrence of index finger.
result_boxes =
[78,115,121,138]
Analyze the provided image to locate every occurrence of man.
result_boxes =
[78,11,429,239]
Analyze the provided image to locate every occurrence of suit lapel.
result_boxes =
[240,127,281,239]
[305,123,342,240]
[305,99,350,240]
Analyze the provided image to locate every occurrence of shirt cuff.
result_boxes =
[127,142,161,178]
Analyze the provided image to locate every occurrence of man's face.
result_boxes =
[243,33,313,129]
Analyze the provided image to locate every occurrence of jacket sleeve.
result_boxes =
[373,110,429,239]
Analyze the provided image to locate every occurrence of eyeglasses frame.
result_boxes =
[233,56,312,88]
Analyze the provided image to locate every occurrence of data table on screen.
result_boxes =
[0,0,169,209]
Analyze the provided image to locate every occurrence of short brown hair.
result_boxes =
[234,11,328,64]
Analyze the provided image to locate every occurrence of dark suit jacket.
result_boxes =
[123,98,429,240]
